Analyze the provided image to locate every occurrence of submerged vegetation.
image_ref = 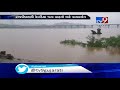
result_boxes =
[60,39,87,47]
[60,39,81,45]
[60,35,120,48]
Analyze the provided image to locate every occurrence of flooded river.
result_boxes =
[0,27,120,63]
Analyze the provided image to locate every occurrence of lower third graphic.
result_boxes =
[15,64,92,74]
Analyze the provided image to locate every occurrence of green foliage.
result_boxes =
[60,35,120,48]
[60,39,82,46]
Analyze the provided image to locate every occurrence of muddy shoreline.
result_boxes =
[0,58,41,63]
[0,51,42,63]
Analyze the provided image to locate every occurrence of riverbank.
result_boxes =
[0,58,39,63]
[0,51,41,63]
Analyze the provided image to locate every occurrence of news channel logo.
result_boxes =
[96,17,108,23]
[15,64,29,74]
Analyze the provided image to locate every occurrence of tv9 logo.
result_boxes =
[96,17,108,23]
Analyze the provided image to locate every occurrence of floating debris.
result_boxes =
[91,28,102,34]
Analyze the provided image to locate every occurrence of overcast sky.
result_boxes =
[0,12,120,25]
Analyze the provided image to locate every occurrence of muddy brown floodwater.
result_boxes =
[0,27,120,63]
